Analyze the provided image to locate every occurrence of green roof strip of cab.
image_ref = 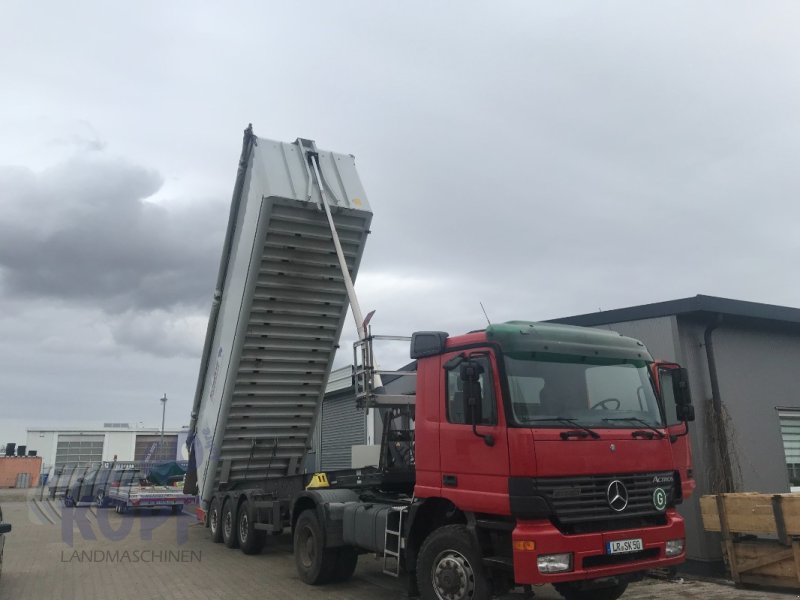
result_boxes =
[485,321,653,362]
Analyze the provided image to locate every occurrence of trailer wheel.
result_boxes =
[222,499,238,548]
[172,505,183,515]
[209,497,223,543]
[417,524,491,600]
[237,500,265,555]
[293,509,337,585]
[554,581,628,600]
[330,547,358,582]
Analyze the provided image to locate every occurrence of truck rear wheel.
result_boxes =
[293,509,337,585]
[221,499,238,549]
[554,581,628,600]
[209,497,223,543]
[417,524,491,600]
[238,500,266,555]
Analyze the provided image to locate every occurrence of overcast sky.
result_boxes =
[2,2,800,446]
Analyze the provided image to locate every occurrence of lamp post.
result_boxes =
[160,394,168,461]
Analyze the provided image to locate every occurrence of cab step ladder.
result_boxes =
[383,505,407,577]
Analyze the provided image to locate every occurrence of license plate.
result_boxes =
[606,538,643,555]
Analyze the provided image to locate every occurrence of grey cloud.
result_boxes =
[0,153,225,313]
[110,308,207,358]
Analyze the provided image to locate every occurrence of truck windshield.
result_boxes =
[504,354,664,428]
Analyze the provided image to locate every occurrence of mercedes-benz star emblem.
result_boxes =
[607,480,629,512]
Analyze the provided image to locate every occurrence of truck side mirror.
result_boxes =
[676,404,695,423]
[459,362,484,422]
[674,367,692,407]
[459,361,494,446]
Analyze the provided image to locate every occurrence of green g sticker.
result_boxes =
[653,488,668,511]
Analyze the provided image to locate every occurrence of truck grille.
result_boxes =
[533,471,676,531]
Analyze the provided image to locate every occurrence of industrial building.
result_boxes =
[551,294,800,571]
[25,424,190,472]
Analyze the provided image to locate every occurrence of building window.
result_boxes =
[778,410,800,489]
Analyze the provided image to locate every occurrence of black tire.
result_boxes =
[172,504,183,515]
[293,509,338,585]
[555,581,628,600]
[237,500,266,555]
[209,497,223,543]
[330,547,359,582]
[222,499,238,548]
[416,524,492,600]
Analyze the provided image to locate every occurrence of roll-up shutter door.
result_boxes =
[320,395,366,471]
[135,435,178,462]
[55,435,104,467]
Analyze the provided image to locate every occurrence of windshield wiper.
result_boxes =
[602,417,665,439]
[526,417,600,439]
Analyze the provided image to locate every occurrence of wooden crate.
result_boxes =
[701,493,800,589]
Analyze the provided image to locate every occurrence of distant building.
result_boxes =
[551,294,800,571]
[0,456,42,488]
[26,423,190,472]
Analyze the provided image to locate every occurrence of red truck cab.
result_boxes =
[410,321,695,598]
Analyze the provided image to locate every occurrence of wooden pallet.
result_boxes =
[701,493,800,589]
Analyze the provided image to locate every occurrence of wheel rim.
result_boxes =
[431,549,476,600]
[223,510,232,538]
[96,491,104,505]
[239,513,248,543]
[297,525,315,569]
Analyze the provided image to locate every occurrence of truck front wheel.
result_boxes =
[331,547,358,582]
[417,524,491,600]
[208,497,223,543]
[554,581,628,600]
[293,509,337,585]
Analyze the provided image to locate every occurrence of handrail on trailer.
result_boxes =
[353,330,417,409]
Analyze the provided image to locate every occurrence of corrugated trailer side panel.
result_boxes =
[188,132,372,506]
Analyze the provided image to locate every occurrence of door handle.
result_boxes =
[443,474,458,487]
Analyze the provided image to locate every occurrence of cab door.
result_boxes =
[653,362,696,499]
[438,349,510,515]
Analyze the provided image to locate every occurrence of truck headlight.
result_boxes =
[537,553,573,573]
[665,539,685,557]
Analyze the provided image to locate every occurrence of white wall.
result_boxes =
[26,430,57,468]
